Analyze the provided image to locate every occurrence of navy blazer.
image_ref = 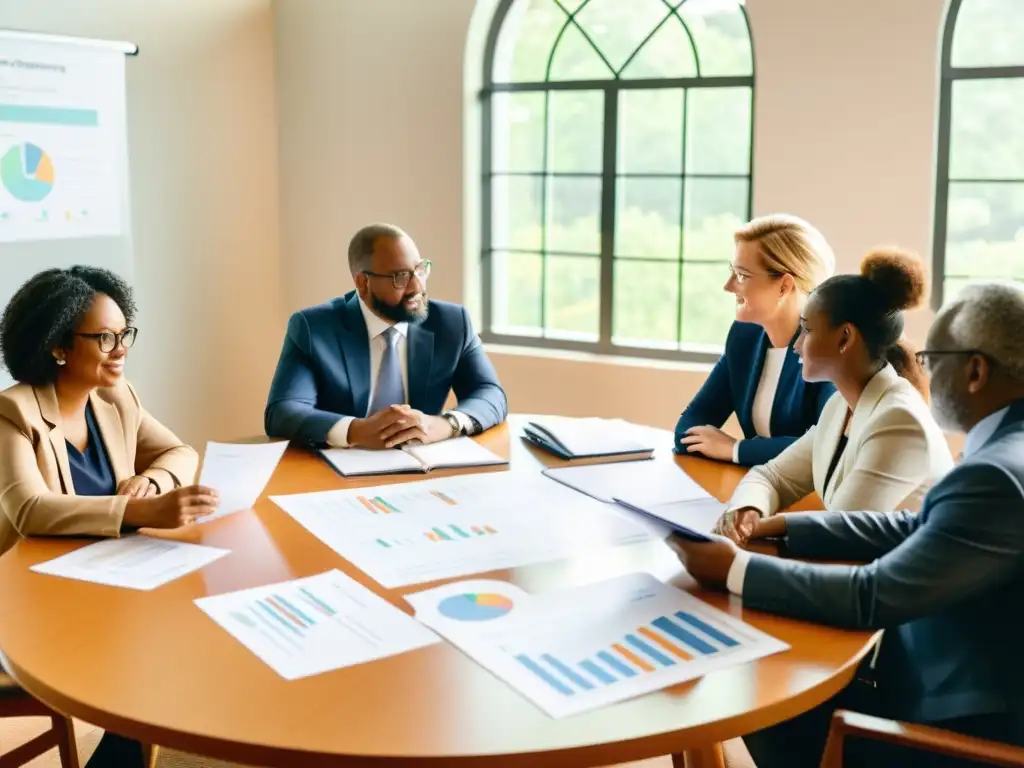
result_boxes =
[743,400,1024,738]
[674,321,834,466]
[264,291,508,444]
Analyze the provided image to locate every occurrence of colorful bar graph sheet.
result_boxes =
[195,569,438,680]
[406,572,789,718]
[270,473,652,588]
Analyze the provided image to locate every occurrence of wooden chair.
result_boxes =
[0,672,79,768]
[820,710,1024,767]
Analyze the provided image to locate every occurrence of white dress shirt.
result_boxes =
[961,406,1009,459]
[326,296,472,447]
[732,345,787,463]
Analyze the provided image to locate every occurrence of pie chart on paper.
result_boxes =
[1,142,55,203]
[438,592,514,621]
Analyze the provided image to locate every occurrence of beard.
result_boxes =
[371,291,429,324]
[930,375,972,433]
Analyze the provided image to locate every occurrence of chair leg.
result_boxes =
[141,743,158,768]
[51,714,81,768]
[673,743,726,768]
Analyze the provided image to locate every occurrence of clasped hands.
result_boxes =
[349,404,452,450]
[668,508,787,590]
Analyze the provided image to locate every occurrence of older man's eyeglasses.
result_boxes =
[914,348,991,373]
[362,260,432,290]
[76,327,138,353]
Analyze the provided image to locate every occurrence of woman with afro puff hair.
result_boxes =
[712,247,955,546]
[0,266,219,766]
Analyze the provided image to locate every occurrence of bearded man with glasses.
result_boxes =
[265,223,507,449]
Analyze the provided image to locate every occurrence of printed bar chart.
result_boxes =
[405,572,790,718]
[197,570,438,680]
[424,524,498,542]
[515,611,743,697]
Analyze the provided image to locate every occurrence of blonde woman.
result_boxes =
[716,248,954,546]
[675,214,837,467]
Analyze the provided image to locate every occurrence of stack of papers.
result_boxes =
[406,572,789,718]
[523,416,654,462]
[321,437,508,477]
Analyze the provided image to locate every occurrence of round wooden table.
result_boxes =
[0,417,876,768]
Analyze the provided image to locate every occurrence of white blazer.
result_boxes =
[727,364,954,517]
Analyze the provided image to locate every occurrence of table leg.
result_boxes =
[672,743,725,768]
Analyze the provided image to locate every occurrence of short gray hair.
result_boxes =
[931,280,1024,382]
[347,223,408,274]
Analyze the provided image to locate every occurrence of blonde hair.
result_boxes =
[734,214,835,295]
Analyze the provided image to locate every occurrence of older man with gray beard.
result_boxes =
[672,281,1024,768]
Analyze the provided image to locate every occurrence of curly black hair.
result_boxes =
[0,266,137,386]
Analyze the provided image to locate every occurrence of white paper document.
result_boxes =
[270,473,652,588]
[321,437,507,477]
[543,460,714,504]
[406,572,789,718]
[30,535,230,590]
[195,569,438,680]
[197,440,289,522]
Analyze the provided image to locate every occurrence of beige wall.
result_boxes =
[0,0,282,445]
[5,0,952,443]
[276,0,950,433]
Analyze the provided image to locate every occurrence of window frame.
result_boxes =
[932,0,1024,309]
[479,0,756,364]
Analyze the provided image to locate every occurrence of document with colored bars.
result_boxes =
[269,473,653,588]
[406,573,790,718]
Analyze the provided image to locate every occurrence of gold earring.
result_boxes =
[55,358,66,366]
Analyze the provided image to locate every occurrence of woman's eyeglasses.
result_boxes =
[76,327,138,353]
[728,264,781,284]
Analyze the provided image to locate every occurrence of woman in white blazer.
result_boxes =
[715,247,954,544]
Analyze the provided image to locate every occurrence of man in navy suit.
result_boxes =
[265,223,507,448]
[672,281,1024,767]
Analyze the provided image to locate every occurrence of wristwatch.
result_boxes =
[442,411,462,437]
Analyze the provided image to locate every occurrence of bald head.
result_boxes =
[929,281,1024,383]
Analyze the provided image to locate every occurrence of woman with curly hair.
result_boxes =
[0,266,219,765]
[713,248,955,546]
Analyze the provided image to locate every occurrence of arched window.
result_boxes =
[480,0,754,361]
[934,0,1024,307]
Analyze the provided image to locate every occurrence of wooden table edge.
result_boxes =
[1,628,881,767]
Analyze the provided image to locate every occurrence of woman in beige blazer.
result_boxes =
[716,248,954,544]
[0,266,218,768]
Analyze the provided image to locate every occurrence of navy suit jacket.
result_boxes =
[674,321,834,466]
[743,400,1024,738]
[264,292,508,444]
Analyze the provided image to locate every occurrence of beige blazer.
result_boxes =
[727,364,954,517]
[0,379,198,557]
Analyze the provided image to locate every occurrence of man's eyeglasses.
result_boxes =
[728,264,781,284]
[76,327,138,353]
[915,348,991,373]
[362,260,432,290]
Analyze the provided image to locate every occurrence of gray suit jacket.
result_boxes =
[743,400,1024,736]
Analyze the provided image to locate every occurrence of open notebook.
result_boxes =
[320,437,508,477]
[522,416,655,462]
